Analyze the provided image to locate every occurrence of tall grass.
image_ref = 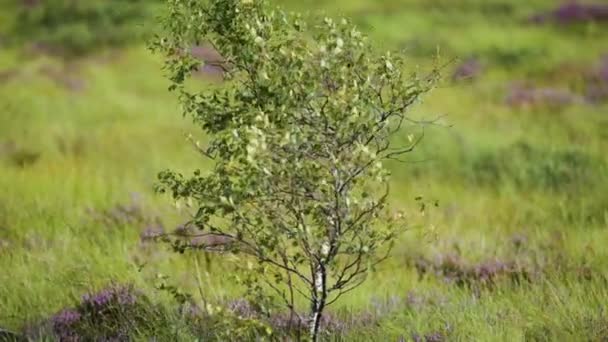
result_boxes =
[1,0,607,340]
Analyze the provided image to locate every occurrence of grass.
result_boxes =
[1,0,608,340]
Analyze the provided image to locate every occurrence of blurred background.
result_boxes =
[1,0,608,340]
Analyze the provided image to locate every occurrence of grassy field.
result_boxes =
[1,0,608,340]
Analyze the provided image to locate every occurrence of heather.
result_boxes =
[1,0,608,341]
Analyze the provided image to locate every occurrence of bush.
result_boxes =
[11,0,159,57]
[46,284,169,341]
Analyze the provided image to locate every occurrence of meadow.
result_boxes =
[1,0,608,340]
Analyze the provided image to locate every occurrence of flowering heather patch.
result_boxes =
[530,2,608,25]
[586,84,608,103]
[410,232,605,291]
[452,58,483,82]
[586,55,608,103]
[81,285,138,309]
[139,224,165,243]
[404,290,450,313]
[51,309,81,341]
[265,310,379,337]
[405,291,425,310]
[41,284,159,341]
[370,295,403,316]
[599,56,608,82]
[226,299,257,318]
[411,331,446,342]
[87,194,165,239]
[505,83,583,108]
[223,298,383,337]
[87,201,145,227]
[523,56,608,104]
[413,253,535,288]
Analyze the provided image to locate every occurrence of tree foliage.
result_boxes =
[152,0,437,340]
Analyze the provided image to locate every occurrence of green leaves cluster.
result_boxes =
[152,0,437,339]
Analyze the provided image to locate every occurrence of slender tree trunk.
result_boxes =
[309,301,324,342]
[309,263,327,342]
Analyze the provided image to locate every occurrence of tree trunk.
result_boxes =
[309,263,327,342]
[309,302,324,342]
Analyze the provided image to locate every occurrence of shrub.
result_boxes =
[11,0,159,57]
[452,57,483,82]
[151,0,437,340]
[529,2,608,25]
[505,83,583,108]
[46,284,170,341]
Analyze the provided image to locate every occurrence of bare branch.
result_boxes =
[325,275,367,307]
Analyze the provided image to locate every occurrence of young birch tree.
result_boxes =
[152,0,437,340]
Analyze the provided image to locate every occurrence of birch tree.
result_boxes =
[152,0,437,340]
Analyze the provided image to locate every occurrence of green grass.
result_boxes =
[1,0,608,340]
